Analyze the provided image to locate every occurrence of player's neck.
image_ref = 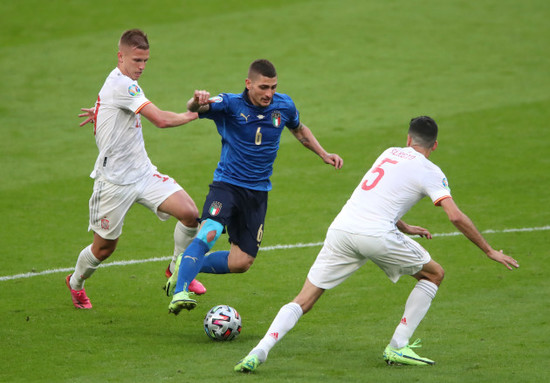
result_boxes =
[410,145,431,158]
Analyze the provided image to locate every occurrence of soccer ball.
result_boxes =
[203,305,242,341]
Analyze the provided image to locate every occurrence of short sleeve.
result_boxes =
[424,167,452,206]
[116,81,150,114]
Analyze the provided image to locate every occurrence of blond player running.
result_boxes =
[66,29,205,309]
[235,116,519,372]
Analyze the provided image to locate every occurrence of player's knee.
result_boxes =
[228,255,255,273]
[196,219,223,249]
[430,266,445,286]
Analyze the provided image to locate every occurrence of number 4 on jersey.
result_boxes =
[361,158,398,190]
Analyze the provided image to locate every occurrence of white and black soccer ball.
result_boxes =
[203,305,242,341]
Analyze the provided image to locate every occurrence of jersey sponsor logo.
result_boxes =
[128,84,141,96]
[209,201,222,216]
[271,111,281,128]
[209,96,223,103]
[240,113,250,122]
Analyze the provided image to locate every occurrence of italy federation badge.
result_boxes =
[271,111,281,128]
[209,201,222,216]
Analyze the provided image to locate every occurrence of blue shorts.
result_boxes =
[200,181,268,257]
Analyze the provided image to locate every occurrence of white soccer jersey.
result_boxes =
[330,147,451,235]
[90,67,154,185]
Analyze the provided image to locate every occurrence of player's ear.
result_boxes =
[432,140,438,151]
[406,135,412,147]
[245,78,252,90]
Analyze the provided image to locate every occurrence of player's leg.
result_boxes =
[235,278,324,373]
[236,230,356,373]
[388,260,443,349]
[378,232,442,365]
[156,188,206,294]
[67,233,117,309]
[205,185,266,275]
[168,218,223,314]
[67,179,130,309]
[157,188,199,271]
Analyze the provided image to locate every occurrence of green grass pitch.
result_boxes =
[1,0,549,382]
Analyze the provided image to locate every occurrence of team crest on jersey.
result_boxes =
[209,96,223,103]
[209,201,223,216]
[128,84,141,96]
[271,111,282,128]
[101,218,110,230]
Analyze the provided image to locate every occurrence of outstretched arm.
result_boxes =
[140,102,198,128]
[439,198,519,270]
[289,123,343,169]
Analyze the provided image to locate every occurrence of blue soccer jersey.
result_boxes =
[199,90,301,191]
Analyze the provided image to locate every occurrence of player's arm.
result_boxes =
[187,90,213,113]
[439,198,519,270]
[139,102,198,128]
[396,220,432,239]
[289,123,343,169]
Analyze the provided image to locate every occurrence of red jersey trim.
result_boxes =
[434,195,452,206]
[135,101,152,114]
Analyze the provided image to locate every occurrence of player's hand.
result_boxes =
[324,153,343,169]
[487,249,519,270]
[193,90,211,106]
[408,225,432,239]
[79,107,95,127]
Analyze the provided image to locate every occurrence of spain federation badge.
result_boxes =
[271,111,281,128]
[209,201,222,216]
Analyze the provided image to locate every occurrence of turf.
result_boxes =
[1,0,549,382]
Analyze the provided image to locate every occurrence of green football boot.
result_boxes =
[383,339,435,366]
[164,254,182,297]
[168,290,197,315]
[234,354,260,373]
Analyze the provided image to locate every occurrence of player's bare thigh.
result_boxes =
[158,189,199,227]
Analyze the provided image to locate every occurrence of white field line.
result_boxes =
[1,225,548,282]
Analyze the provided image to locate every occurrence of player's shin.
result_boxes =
[174,239,209,293]
[390,279,438,348]
[251,302,303,363]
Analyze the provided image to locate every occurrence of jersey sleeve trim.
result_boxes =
[434,195,452,206]
[135,101,152,114]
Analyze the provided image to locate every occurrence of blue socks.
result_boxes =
[200,251,230,274]
[175,238,209,293]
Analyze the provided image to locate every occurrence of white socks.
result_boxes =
[170,221,199,273]
[250,302,304,363]
[390,279,438,349]
[70,245,101,290]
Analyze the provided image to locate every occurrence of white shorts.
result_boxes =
[307,228,431,289]
[88,171,183,240]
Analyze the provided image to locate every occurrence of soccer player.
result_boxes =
[66,29,205,309]
[165,59,344,314]
[234,116,519,372]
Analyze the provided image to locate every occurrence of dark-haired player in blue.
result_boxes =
[165,59,344,314]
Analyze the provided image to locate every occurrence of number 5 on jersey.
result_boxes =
[361,158,398,190]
